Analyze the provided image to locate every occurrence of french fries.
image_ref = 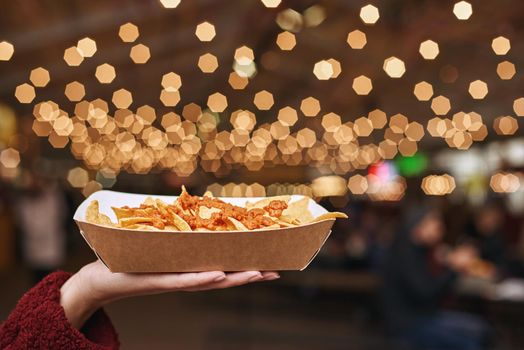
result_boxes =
[85,188,347,231]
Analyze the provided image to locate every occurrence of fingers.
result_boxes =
[260,271,280,281]
[148,271,226,292]
[182,271,280,291]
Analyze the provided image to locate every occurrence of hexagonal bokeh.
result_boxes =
[0,41,14,61]
[159,0,181,8]
[276,9,303,32]
[207,92,228,112]
[352,75,373,95]
[269,121,290,140]
[491,36,511,55]
[63,46,84,66]
[198,53,219,73]
[278,106,298,126]
[405,122,425,141]
[313,60,333,80]
[77,37,97,57]
[321,113,342,132]
[234,46,255,65]
[48,131,69,148]
[359,4,379,25]
[419,40,439,59]
[161,72,182,91]
[389,114,409,133]
[347,174,368,194]
[421,174,456,195]
[398,138,418,156]
[383,57,406,78]
[493,115,518,135]
[327,59,341,78]
[228,72,249,90]
[496,61,516,80]
[130,43,151,64]
[14,83,36,104]
[453,1,473,20]
[195,21,216,42]
[514,97,524,116]
[276,31,296,50]
[160,90,180,107]
[112,88,133,109]
[296,128,316,148]
[136,105,157,125]
[0,148,20,168]
[353,117,373,136]
[67,167,89,188]
[119,22,139,42]
[413,81,434,101]
[253,90,274,110]
[65,81,86,102]
[182,103,202,122]
[468,80,488,99]
[95,63,116,84]
[261,0,281,7]
[368,109,387,129]
[490,172,520,193]
[231,110,256,132]
[300,97,321,117]
[346,30,366,49]
[431,95,451,115]
[29,67,51,87]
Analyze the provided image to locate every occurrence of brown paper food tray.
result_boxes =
[76,220,334,272]
[74,191,336,273]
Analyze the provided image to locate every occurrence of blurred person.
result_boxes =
[0,259,279,349]
[468,202,507,274]
[15,175,67,283]
[382,206,490,350]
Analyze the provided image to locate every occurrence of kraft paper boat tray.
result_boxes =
[74,191,335,273]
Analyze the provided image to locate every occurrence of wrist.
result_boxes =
[60,273,101,329]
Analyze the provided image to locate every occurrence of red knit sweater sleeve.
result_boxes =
[0,271,119,350]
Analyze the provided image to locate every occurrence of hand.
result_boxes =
[60,260,279,329]
[447,245,477,273]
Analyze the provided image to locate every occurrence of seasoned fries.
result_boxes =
[85,187,347,231]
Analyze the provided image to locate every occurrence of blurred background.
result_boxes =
[1,0,524,349]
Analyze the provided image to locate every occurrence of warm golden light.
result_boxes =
[0,41,14,61]
[29,67,51,87]
[360,4,380,25]
[453,1,473,20]
[383,57,406,78]
[346,30,367,49]
[352,75,373,95]
[198,53,219,73]
[119,22,139,42]
[195,22,216,42]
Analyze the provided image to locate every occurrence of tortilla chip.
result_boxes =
[228,217,248,231]
[112,207,135,220]
[203,191,213,198]
[246,195,291,209]
[198,206,221,219]
[164,225,179,231]
[172,213,192,231]
[309,212,348,223]
[126,224,159,230]
[282,197,313,223]
[278,215,300,225]
[86,200,113,226]
[143,197,156,206]
[275,220,298,227]
[119,217,155,226]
